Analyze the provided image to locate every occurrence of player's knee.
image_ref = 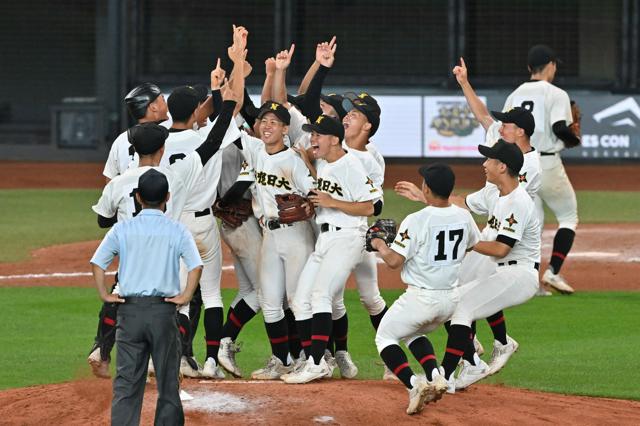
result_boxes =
[360,295,386,316]
[374,332,397,354]
[202,296,223,310]
[262,306,284,323]
[558,215,578,231]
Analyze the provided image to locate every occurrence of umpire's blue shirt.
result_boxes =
[90,209,202,297]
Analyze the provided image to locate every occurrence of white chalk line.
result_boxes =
[0,265,235,280]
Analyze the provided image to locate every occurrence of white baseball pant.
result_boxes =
[535,155,578,232]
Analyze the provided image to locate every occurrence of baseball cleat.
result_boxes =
[251,355,293,380]
[180,356,201,378]
[425,369,448,403]
[218,337,243,377]
[406,376,430,415]
[535,283,553,297]
[87,347,110,379]
[382,364,399,381]
[439,367,456,394]
[335,350,358,379]
[323,350,336,378]
[473,335,485,356]
[542,269,575,294]
[201,357,226,379]
[455,359,491,390]
[147,358,155,377]
[280,353,308,381]
[488,335,519,375]
[283,356,330,384]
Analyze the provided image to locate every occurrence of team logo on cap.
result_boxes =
[518,172,528,183]
[358,92,369,99]
[270,103,279,111]
[503,213,518,232]
[316,116,325,124]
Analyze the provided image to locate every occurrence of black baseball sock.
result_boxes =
[284,309,302,359]
[442,324,471,379]
[326,334,335,356]
[462,328,477,365]
[310,313,332,365]
[177,313,192,357]
[486,311,508,345]
[333,313,349,352]
[408,337,438,380]
[549,228,576,274]
[369,306,388,330]
[265,318,289,365]
[95,301,118,361]
[297,318,313,358]
[380,345,415,389]
[187,285,202,357]
[204,307,223,361]
[222,299,257,342]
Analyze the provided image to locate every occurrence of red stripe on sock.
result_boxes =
[446,347,464,357]
[489,316,505,327]
[393,362,409,376]
[419,354,436,365]
[334,335,348,341]
[301,340,312,347]
[270,336,289,344]
[229,312,242,328]
[178,326,186,335]
[103,317,115,326]
[206,340,220,347]
[552,251,566,260]
[311,334,330,342]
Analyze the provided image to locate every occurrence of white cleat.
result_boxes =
[283,356,330,384]
[87,347,110,379]
[147,358,155,378]
[536,283,553,297]
[473,335,485,356]
[335,350,358,379]
[455,359,491,390]
[406,376,429,415]
[251,355,293,380]
[280,353,308,381]
[488,335,519,375]
[180,356,201,378]
[382,364,399,381]
[425,368,448,403]
[179,389,193,401]
[439,367,455,394]
[323,350,336,378]
[542,269,575,295]
[201,357,226,379]
[218,337,243,377]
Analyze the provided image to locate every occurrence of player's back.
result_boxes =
[396,205,480,291]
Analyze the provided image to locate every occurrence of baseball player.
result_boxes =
[283,114,379,384]
[87,76,241,378]
[503,45,580,295]
[373,164,480,414]
[438,141,541,392]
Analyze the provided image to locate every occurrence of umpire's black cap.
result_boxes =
[257,101,291,125]
[491,107,535,137]
[138,169,169,204]
[128,122,169,156]
[320,93,347,120]
[124,83,162,120]
[418,163,456,198]
[302,114,344,140]
[342,92,381,136]
[478,139,524,175]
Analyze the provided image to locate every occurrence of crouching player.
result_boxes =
[371,164,480,415]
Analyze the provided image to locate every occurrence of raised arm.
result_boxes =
[301,36,337,122]
[273,43,295,105]
[209,57,226,121]
[298,61,320,95]
[453,57,493,131]
[261,57,276,104]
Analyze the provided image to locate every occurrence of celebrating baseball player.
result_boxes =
[503,45,581,295]
[373,164,480,414]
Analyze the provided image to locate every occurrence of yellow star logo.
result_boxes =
[358,92,369,99]
[270,102,279,111]
[399,230,410,242]
[316,116,325,124]
[505,213,518,227]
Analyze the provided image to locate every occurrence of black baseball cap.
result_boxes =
[128,122,169,155]
[191,84,209,103]
[124,83,162,120]
[491,107,535,137]
[418,163,456,198]
[528,44,560,69]
[257,101,291,125]
[168,86,201,122]
[342,92,381,136]
[478,139,524,175]
[138,169,169,204]
[287,94,305,112]
[320,93,347,120]
[302,114,345,140]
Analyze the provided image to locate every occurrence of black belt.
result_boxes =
[320,223,341,233]
[266,219,293,230]
[195,208,211,217]
[539,152,557,156]
[497,260,540,270]
[123,296,170,304]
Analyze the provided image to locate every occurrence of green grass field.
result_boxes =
[0,287,638,400]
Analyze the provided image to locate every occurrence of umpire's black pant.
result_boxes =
[112,297,183,426]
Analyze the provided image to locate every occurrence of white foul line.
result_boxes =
[0,265,235,280]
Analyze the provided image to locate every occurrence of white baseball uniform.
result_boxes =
[239,131,316,323]
[292,152,380,320]
[375,205,480,352]
[503,81,578,232]
[450,185,541,327]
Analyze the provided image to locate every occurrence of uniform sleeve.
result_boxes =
[287,105,308,147]
[503,93,514,111]
[178,224,203,271]
[549,89,573,126]
[390,214,417,261]
[103,138,120,179]
[90,226,119,269]
[92,181,118,218]
[497,196,529,242]
[524,169,542,199]
[239,131,262,164]
[170,153,204,194]
[466,212,482,249]
[464,185,494,216]
[484,121,501,146]
[347,164,380,202]
[218,115,242,149]
[291,157,316,194]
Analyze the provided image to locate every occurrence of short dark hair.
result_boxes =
[506,166,519,178]
[530,62,552,75]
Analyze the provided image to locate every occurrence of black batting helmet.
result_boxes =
[124,83,162,120]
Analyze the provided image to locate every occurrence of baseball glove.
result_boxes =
[275,193,314,224]
[213,198,253,228]
[567,100,582,146]
[365,218,397,252]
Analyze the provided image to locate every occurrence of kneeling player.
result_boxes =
[373,164,480,415]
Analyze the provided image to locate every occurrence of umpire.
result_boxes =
[90,168,203,425]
